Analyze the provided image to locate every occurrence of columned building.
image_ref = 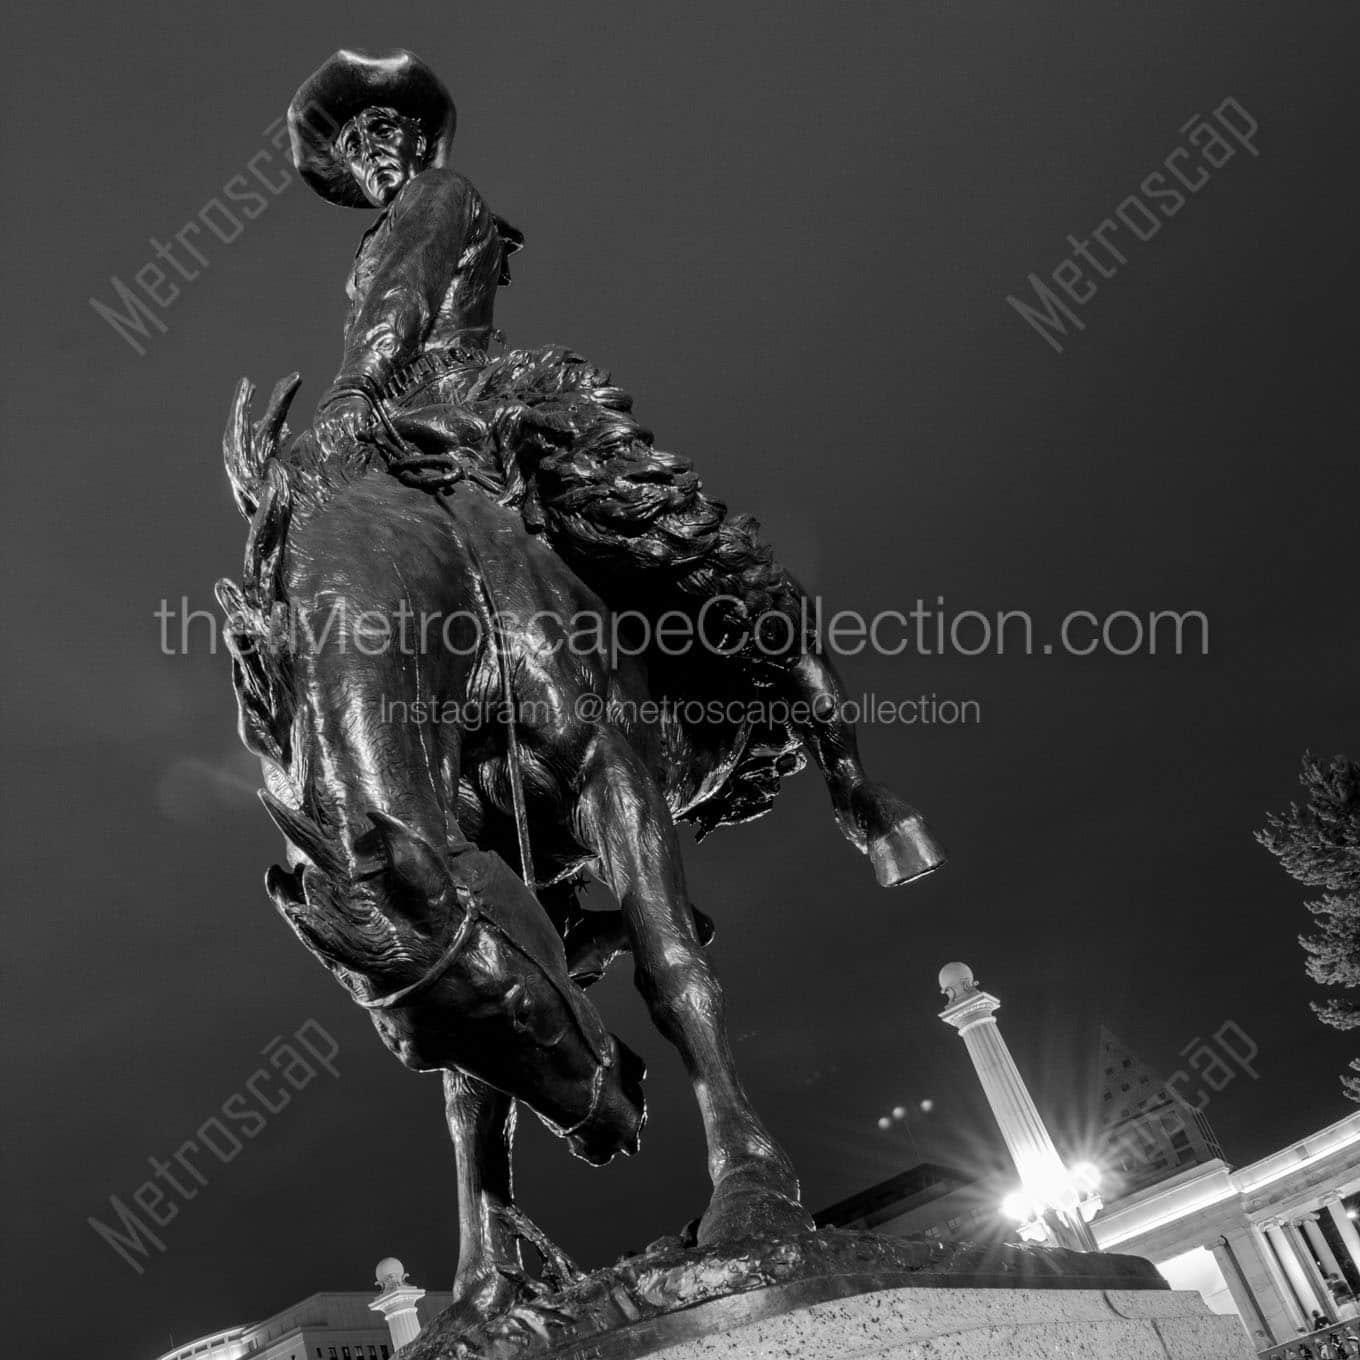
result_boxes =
[933,959,1360,1349]
[1093,1113,1360,1346]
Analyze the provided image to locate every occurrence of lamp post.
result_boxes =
[937,961,1101,1251]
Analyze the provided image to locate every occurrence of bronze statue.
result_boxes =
[219,47,945,1340]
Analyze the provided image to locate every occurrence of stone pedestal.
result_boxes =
[406,1228,1250,1359]
[644,1285,1255,1359]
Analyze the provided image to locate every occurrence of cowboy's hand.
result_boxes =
[314,388,377,446]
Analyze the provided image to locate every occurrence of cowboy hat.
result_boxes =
[288,48,456,208]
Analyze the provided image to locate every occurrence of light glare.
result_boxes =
[1072,1161,1101,1192]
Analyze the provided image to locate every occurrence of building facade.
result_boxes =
[1096,1026,1226,1196]
[815,1162,1001,1245]
[932,958,1360,1351]
[149,1265,451,1360]
[1092,1111,1360,1349]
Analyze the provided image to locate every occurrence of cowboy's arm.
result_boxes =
[317,169,474,418]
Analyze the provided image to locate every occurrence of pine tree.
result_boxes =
[1257,753,1360,1102]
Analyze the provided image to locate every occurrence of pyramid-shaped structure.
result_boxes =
[1096,1027,1225,1198]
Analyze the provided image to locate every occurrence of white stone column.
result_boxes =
[1326,1197,1360,1276]
[370,1257,427,1351]
[1257,1220,1310,1334]
[937,963,1097,1251]
[1265,1219,1325,1324]
[1209,1234,1280,1345]
[1289,1217,1336,1316]
[1301,1212,1346,1286]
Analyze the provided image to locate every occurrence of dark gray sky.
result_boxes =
[4,3,1356,1357]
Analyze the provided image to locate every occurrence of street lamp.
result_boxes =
[876,1099,935,1161]
[938,962,1102,1252]
[1000,1162,1104,1247]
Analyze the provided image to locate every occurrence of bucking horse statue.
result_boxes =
[217,47,945,1333]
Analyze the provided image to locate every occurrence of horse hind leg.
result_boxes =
[575,728,811,1246]
[562,899,716,987]
[785,650,947,887]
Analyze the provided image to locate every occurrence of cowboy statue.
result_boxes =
[286,48,943,870]
[217,45,949,1347]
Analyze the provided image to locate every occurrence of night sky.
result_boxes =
[5,4,1357,1357]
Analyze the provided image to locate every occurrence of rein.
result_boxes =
[354,907,477,1010]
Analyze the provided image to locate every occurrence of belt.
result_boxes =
[381,335,499,406]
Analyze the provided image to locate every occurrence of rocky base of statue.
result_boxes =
[405,1228,1252,1359]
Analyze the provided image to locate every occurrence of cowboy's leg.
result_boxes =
[573,725,811,1244]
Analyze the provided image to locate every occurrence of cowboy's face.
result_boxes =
[336,106,427,207]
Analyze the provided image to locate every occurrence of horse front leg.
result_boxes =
[441,877,636,1326]
[784,650,947,887]
[442,1071,528,1325]
[574,729,812,1246]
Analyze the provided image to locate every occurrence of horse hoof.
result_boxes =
[846,782,947,887]
[445,1266,532,1333]
[869,813,947,887]
[697,1185,813,1246]
[696,1163,814,1246]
